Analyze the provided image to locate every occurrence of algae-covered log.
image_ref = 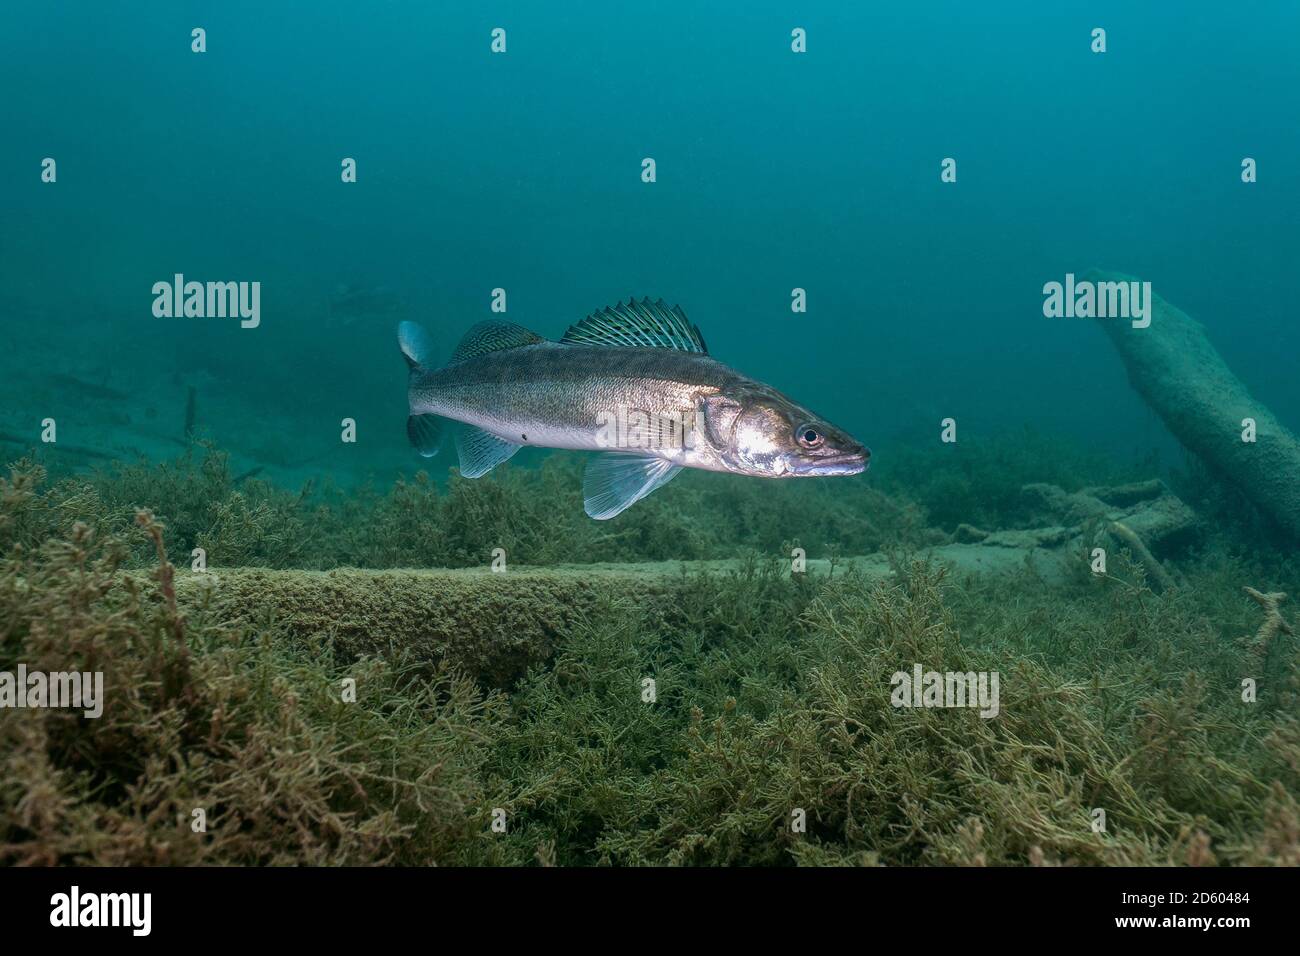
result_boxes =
[165,478,1205,685]
[172,559,895,683]
[1091,269,1300,540]
[173,566,672,685]
[167,549,1084,686]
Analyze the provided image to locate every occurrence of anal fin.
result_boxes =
[583,453,682,520]
[407,414,445,457]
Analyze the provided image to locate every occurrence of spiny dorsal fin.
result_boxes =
[561,298,707,354]
[451,321,545,363]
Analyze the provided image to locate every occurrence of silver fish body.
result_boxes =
[412,343,741,468]
[399,298,869,518]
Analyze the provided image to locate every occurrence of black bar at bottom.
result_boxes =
[0,865,1280,941]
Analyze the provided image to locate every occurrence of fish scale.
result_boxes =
[415,344,736,450]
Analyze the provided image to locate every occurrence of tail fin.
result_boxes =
[398,320,435,370]
[398,319,534,472]
[398,321,444,457]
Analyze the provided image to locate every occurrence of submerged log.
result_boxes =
[157,548,1058,684]
[172,565,671,686]
[1091,269,1300,541]
[1021,479,1197,591]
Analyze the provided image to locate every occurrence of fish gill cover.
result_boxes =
[0,0,1297,883]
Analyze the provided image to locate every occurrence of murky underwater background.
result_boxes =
[3,1,1298,493]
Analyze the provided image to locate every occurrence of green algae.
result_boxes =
[11,441,933,569]
[1,447,1298,866]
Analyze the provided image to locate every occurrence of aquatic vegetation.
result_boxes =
[487,563,1298,866]
[0,497,504,865]
[875,428,1151,533]
[2,447,1296,866]
[5,445,930,569]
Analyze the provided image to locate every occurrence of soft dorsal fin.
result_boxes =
[451,321,545,363]
[561,298,707,354]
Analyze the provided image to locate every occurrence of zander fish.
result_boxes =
[399,298,869,519]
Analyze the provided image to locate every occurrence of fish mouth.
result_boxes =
[795,449,870,476]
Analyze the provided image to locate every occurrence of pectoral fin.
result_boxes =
[583,453,682,520]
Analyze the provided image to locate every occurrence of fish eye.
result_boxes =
[797,425,824,449]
